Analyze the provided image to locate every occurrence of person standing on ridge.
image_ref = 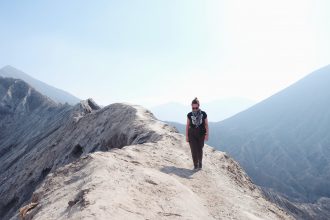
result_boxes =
[186,97,209,170]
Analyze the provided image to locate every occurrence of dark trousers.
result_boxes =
[188,127,205,167]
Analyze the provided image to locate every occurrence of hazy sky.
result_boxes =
[0,0,329,107]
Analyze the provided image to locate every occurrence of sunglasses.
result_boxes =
[192,107,199,110]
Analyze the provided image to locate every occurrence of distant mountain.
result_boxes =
[0,65,80,105]
[149,98,255,123]
[210,65,330,201]
[208,65,330,218]
[0,76,291,220]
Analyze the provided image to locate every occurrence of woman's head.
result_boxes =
[191,97,200,111]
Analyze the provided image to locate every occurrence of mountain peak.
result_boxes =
[0,66,81,105]
[0,65,27,77]
[1,64,20,71]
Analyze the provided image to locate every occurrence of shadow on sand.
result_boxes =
[160,165,199,179]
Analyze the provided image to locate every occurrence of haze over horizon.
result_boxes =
[1,0,329,108]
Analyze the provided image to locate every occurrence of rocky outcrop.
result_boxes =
[0,76,161,219]
[0,76,292,220]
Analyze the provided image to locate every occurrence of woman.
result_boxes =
[186,97,209,170]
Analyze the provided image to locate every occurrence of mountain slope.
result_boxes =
[0,77,292,220]
[0,65,80,105]
[206,65,330,217]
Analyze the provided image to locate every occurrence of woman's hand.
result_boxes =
[204,134,209,141]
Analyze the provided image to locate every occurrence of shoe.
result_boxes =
[198,161,202,169]
[193,164,198,170]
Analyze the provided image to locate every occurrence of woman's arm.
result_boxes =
[204,118,209,141]
[186,117,190,142]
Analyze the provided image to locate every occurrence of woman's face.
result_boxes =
[192,104,199,112]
